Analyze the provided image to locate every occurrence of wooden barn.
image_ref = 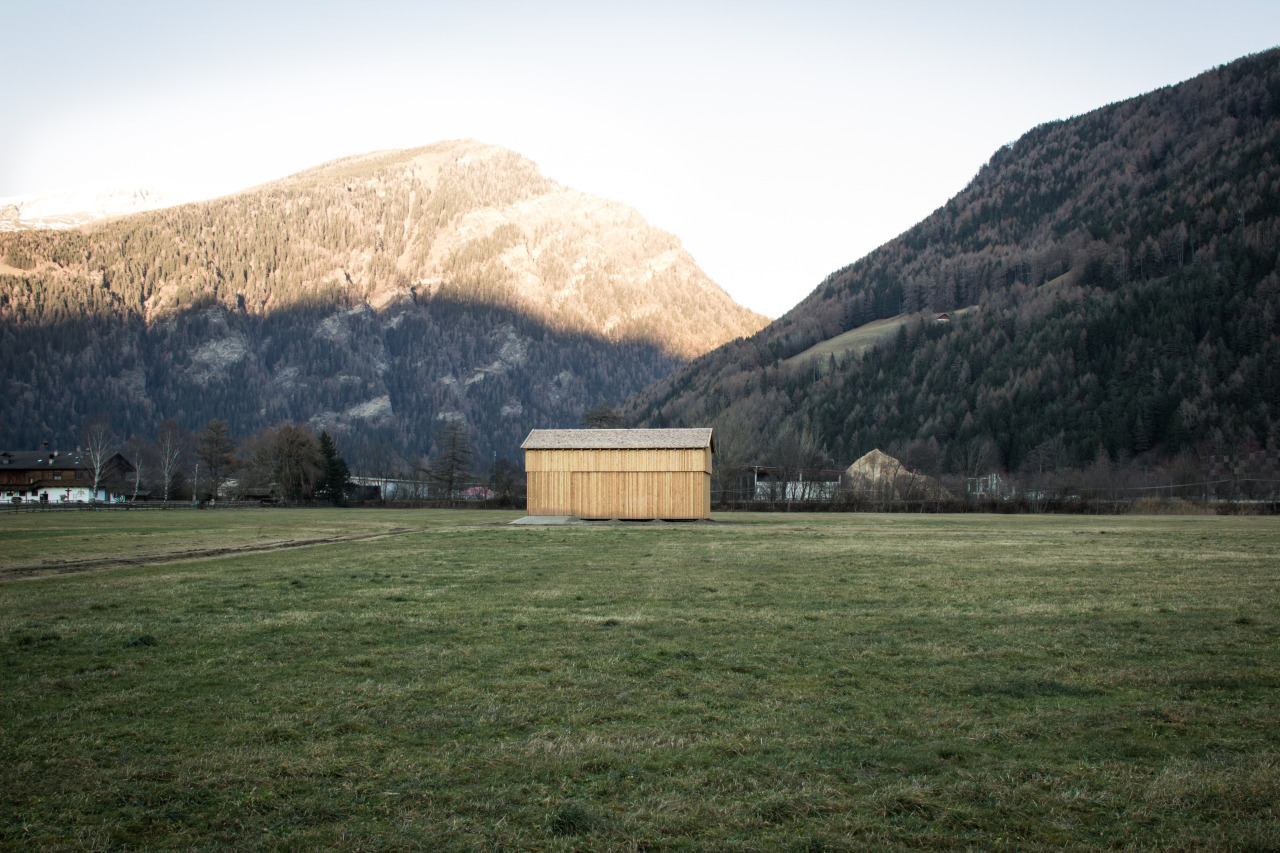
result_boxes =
[521,428,715,520]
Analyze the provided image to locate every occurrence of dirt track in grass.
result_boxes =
[0,526,428,582]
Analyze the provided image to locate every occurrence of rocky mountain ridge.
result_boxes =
[0,141,767,468]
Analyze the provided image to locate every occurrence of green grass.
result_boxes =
[785,308,978,372]
[785,315,911,369]
[3,510,1279,850]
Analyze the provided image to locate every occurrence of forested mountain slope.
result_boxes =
[0,141,766,466]
[627,49,1280,477]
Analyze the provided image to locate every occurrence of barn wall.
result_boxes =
[526,448,710,474]
[526,471,573,516]
[570,471,709,519]
[524,447,712,519]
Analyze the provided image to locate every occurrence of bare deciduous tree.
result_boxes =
[711,409,753,505]
[957,436,1000,482]
[902,438,940,477]
[81,414,118,504]
[156,419,193,504]
[244,423,323,502]
[123,436,152,503]
[771,424,822,507]
[581,400,626,429]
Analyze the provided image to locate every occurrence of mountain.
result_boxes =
[627,49,1280,481]
[0,141,767,468]
[0,187,178,231]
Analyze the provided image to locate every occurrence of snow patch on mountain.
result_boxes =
[0,187,180,231]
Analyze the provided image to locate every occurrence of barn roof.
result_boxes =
[521,428,714,451]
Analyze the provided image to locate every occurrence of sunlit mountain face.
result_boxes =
[0,140,767,467]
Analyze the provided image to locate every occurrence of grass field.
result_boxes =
[0,508,422,578]
[2,509,1278,850]
[784,308,977,373]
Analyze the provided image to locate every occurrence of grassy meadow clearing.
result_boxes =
[2,509,1278,851]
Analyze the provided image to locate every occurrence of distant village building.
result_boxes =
[750,466,843,501]
[967,472,1015,500]
[0,450,135,503]
[522,428,714,520]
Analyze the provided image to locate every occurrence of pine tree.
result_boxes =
[430,421,473,500]
[197,419,236,501]
[244,423,322,502]
[316,431,350,505]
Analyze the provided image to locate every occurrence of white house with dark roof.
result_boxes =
[0,450,135,503]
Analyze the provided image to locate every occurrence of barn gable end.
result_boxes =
[521,428,714,520]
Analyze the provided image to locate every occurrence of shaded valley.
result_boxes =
[0,141,767,467]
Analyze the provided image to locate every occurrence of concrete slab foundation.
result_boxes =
[507,515,585,525]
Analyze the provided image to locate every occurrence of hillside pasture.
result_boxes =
[2,510,1278,850]
[784,307,977,374]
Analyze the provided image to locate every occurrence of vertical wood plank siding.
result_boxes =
[526,471,574,515]
[525,449,711,474]
[524,447,712,519]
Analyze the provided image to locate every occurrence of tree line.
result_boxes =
[70,413,526,506]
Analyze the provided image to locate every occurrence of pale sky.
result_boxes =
[4,1,1278,317]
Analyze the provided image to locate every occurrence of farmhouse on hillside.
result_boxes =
[521,428,714,520]
[0,449,136,504]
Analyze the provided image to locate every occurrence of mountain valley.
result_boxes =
[627,48,1280,490]
[4,49,1280,494]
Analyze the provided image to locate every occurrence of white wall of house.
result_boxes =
[7,486,126,503]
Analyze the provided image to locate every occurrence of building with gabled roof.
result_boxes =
[0,449,136,503]
[521,428,714,519]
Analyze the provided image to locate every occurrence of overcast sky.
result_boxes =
[5,1,1278,317]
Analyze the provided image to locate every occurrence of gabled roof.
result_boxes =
[521,428,715,452]
[1,450,93,469]
[0,450,134,472]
